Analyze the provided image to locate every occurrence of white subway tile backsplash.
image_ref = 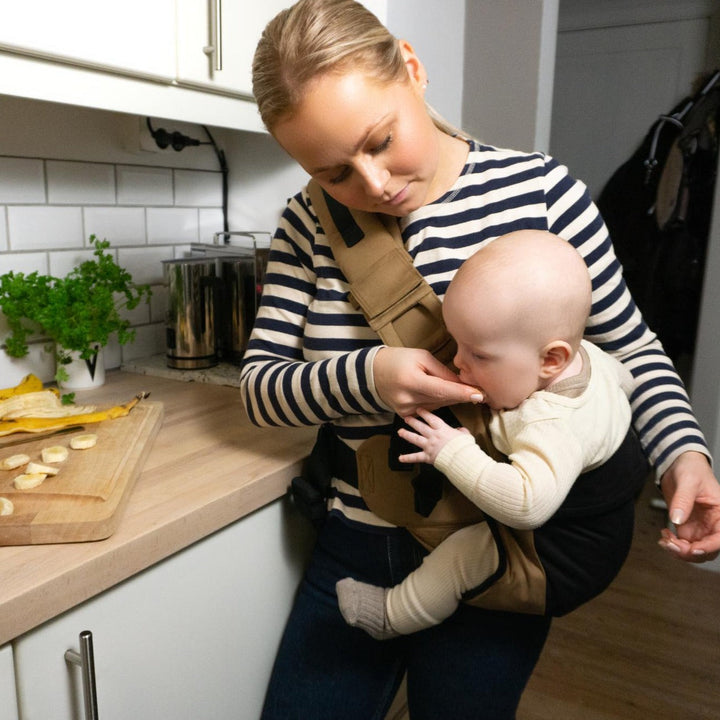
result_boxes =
[0,208,7,252]
[174,170,222,207]
[49,248,96,277]
[147,207,198,245]
[119,246,170,285]
[8,206,83,250]
[150,284,168,323]
[103,337,122,371]
[84,207,146,246]
[0,158,45,203]
[199,208,224,244]
[0,252,48,275]
[2,155,222,374]
[47,161,115,205]
[173,244,193,259]
[121,297,151,327]
[120,322,165,362]
[117,165,173,205]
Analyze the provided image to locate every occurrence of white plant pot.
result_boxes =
[59,346,106,390]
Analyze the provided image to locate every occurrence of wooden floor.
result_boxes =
[518,481,720,719]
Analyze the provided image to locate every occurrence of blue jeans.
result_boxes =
[261,515,551,720]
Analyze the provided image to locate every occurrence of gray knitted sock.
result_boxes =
[335,578,399,640]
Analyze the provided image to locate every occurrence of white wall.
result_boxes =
[386,0,466,129]
[462,0,559,152]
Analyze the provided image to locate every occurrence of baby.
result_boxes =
[336,229,641,639]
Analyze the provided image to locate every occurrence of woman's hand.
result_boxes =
[373,346,481,416]
[658,451,720,562]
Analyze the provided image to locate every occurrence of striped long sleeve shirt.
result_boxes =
[240,141,709,527]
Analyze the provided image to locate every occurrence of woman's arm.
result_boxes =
[240,191,479,429]
[240,191,387,427]
[543,157,720,558]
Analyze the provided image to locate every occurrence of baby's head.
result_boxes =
[443,230,592,410]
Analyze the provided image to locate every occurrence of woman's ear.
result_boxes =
[398,39,428,92]
[539,341,573,379]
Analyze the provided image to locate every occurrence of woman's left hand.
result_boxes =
[658,451,720,562]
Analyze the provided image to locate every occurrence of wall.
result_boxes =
[462,0,559,152]
[386,0,466,128]
[550,0,719,198]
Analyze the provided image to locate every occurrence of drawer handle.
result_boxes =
[65,630,99,720]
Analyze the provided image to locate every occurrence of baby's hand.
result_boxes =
[397,407,471,465]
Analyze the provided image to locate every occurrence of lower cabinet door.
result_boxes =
[13,499,313,720]
[0,643,19,720]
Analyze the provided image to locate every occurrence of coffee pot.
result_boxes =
[163,232,270,369]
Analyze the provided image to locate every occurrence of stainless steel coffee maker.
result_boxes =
[163,257,219,369]
[163,232,270,369]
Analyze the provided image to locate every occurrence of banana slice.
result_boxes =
[41,445,69,463]
[0,453,31,470]
[26,461,60,476]
[0,497,13,516]
[13,473,47,490]
[70,433,98,450]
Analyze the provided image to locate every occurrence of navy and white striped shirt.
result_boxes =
[240,141,708,527]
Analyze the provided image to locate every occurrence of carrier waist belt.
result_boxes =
[326,423,648,518]
[325,428,360,487]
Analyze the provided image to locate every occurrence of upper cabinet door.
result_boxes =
[0,0,176,80]
[176,0,290,97]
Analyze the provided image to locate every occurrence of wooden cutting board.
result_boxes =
[0,400,163,545]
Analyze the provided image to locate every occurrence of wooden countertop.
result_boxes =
[0,370,315,646]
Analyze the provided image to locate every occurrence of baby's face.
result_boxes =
[451,332,544,411]
[445,293,545,410]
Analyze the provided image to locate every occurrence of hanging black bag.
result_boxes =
[597,70,720,364]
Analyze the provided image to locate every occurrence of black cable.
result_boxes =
[145,118,229,233]
[202,125,229,234]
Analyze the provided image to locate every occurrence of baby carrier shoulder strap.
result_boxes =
[307,180,456,365]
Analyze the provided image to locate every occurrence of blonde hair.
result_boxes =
[252,0,464,137]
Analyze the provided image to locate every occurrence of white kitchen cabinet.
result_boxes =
[12,499,313,720]
[0,1,176,80]
[176,0,290,97]
[175,0,387,97]
[0,644,19,720]
[0,1,266,132]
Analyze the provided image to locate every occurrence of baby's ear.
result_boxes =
[539,341,572,379]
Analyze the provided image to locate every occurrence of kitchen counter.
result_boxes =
[121,353,245,387]
[0,370,315,646]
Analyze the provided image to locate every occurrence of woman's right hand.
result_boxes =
[372,346,481,416]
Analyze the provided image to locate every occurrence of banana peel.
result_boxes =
[0,393,149,437]
[0,374,45,399]
[0,390,96,419]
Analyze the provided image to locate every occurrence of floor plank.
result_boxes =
[518,482,720,719]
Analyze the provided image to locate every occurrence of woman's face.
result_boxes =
[272,55,451,216]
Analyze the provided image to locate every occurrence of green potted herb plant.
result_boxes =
[0,236,151,393]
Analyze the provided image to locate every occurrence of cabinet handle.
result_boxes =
[65,630,99,720]
[203,0,223,72]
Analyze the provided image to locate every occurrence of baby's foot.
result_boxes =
[335,578,399,640]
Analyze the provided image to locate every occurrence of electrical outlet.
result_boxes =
[121,117,160,154]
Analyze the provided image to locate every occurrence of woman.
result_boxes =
[241,1,720,717]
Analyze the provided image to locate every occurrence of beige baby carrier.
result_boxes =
[307,180,547,614]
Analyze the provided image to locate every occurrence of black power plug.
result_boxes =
[146,119,202,152]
